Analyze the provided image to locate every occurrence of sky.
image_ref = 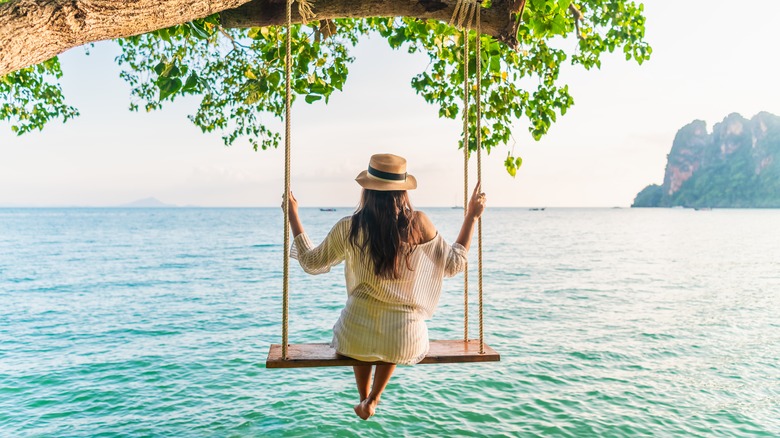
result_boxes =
[1,0,779,207]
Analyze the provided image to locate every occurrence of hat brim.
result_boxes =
[355,170,417,191]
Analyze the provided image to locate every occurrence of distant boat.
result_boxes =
[319,208,337,212]
[694,207,712,211]
[451,206,464,209]
[529,207,545,211]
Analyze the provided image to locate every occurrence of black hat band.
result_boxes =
[367,165,407,182]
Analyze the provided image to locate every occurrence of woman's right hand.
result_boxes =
[282,190,299,216]
[282,191,305,236]
[466,181,486,220]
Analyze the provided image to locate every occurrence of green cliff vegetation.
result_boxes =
[633,112,780,208]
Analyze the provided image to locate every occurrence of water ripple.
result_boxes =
[1,208,779,436]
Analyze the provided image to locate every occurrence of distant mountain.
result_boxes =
[632,112,780,208]
[119,197,177,208]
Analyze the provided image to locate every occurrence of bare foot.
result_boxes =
[353,397,379,420]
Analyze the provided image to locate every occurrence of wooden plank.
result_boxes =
[266,340,500,369]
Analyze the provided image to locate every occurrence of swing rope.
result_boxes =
[281,0,293,360]
[476,5,485,354]
[461,26,470,344]
[281,0,315,362]
[452,0,485,354]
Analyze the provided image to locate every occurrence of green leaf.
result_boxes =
[305,94,322,103]
[504,156,517,177]
[490,56,500,73]
[183,73,198,91]
[550,14,567,34]
[268,71,281,88]
[188,21,211,39]
[157,28,171,42]
[168,65,181,78]
[158,77,182,100]
[310,83,328,94]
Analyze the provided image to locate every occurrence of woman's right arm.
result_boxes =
[454,181,486,251]
[284,191,305,237]
[284,190,346,274]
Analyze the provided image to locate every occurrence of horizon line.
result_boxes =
[0,205,632,209]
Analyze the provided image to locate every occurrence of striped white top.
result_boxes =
[291,216,468,364]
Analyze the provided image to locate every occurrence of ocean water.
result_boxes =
[0,207,778,437]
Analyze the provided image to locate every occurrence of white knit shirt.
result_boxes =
[291,216,468,364]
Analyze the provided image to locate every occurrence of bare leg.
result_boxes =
[352,365,372,402]
[354,364,396,420]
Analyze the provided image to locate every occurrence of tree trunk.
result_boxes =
[1,0,521,76]
[0,0,252,76]
[221,0,521,46]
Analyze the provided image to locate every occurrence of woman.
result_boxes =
[285,153,486,420]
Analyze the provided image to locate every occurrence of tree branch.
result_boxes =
[0,0,252,76]
[1,0,522,77]
[569,3,583,39]
[221,0,522,46]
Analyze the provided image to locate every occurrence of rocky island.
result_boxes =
[633,112,780,208]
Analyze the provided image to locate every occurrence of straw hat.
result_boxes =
[355,153,417,191]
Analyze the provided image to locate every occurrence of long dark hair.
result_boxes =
[349,189,422,279]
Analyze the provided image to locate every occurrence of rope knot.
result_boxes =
[449,0,481,30]
[296,0,316,24]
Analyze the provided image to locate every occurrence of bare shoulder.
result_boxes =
[414,210,438,242]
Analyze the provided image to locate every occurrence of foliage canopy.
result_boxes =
[1,0,651,175]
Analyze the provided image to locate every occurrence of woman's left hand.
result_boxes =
[466,181,486,220]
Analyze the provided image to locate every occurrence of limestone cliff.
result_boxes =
[632,112,780,208]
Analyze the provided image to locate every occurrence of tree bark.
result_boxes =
[1,0,521,76]
[222,0,521,46]
[0,0,252,76]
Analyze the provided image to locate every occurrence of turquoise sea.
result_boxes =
[1,207,778,436]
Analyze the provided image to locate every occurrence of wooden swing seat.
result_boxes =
[266,339,499,368]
